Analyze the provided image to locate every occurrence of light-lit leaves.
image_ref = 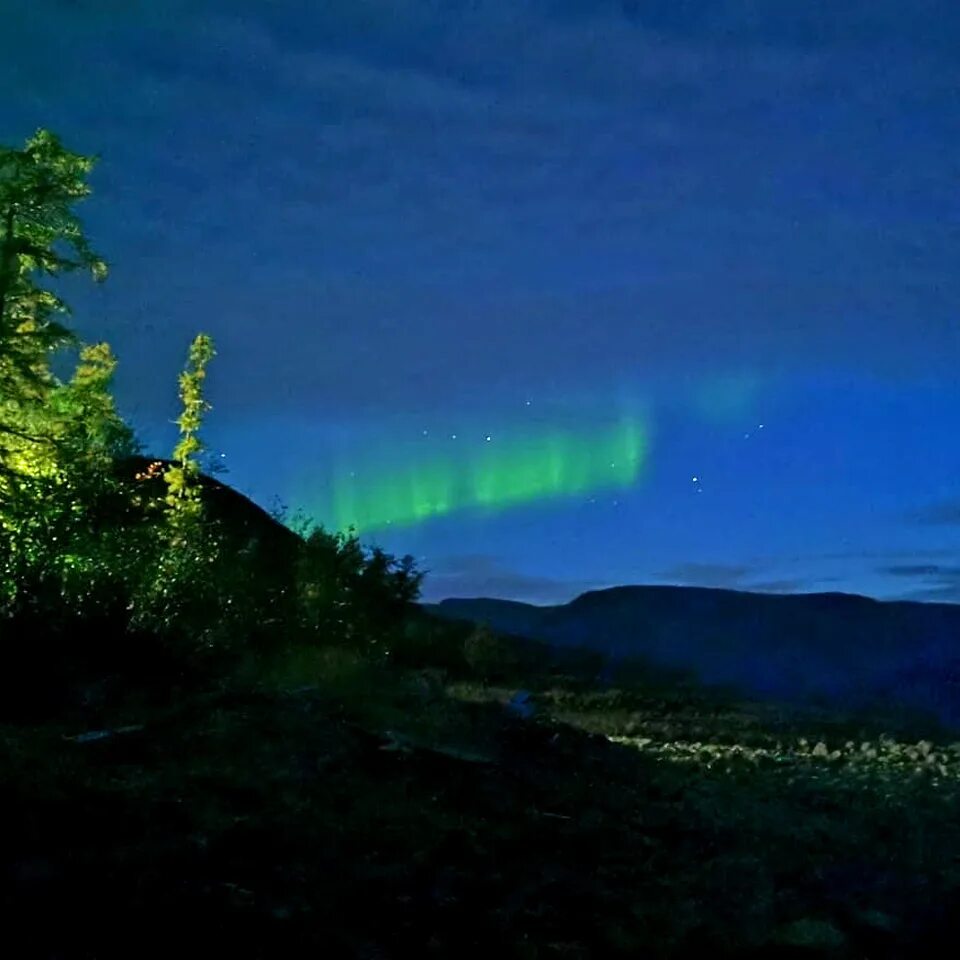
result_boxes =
[0,128,113,497]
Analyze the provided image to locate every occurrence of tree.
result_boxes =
[294,524,423,651]
[127,334,227,649]
[164,333,216,530]
[0,341,136,618]
[0,129,135,622]
[0,126,425,679]
[0,128,109,487]
[50,342,135,470]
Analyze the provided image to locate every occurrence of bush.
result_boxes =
[389,613,472,673]
[463,623,520,682]
[292,525,423,654]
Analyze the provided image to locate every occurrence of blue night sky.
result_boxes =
[4,0,960,604]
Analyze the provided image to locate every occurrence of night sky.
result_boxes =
[4,1,960,604]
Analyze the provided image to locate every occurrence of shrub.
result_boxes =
[292,524,423,654]
[390,614,473,673]
[463,622,519,681]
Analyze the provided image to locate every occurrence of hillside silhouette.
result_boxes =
[430,585,960,725]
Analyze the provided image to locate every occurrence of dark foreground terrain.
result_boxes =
[4,617,960,959]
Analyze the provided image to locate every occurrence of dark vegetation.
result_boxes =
[3,129,960,958]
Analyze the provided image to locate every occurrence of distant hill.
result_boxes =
[426,586,960,724]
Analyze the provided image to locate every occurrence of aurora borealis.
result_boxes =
[6,1,960,604]
[300,416,649,532]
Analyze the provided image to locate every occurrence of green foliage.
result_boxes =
[51,343,137,469]
[164,333,215,521]
[122,335,424,661]
[0,129,133,624]
[462,621,519,680]
[293,524,423,652]
[129,334,236,654]
[0,127,431,708]
[389,613,474,673]
[0,342,135,621]
[0,129,108,485]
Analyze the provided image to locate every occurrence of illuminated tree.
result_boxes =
[127,334,234,652]
[0,127,424,671]
[164,333,216,529]
[52,342,134,470]
[0,128,109,486]
[0,130,136,620]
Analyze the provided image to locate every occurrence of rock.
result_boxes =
[64,724,145,744]
[505,690,535,720]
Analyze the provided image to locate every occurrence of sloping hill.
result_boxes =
[427,586,960,724]
[115,455,302,556]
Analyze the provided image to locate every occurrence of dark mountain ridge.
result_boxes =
[427,585,960,725]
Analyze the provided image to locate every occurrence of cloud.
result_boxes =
[744,578,816,595]
[894,581,960,604]
[897,585,960,604]
[619,0,960,49]
[817,548,958,561]
[878,561,960,604]
[655,560,828,595]
[655,561,755,587]
[4,0,960,428]
[422,553,605,605]
[907,500,960,527]
[882,564,960,578]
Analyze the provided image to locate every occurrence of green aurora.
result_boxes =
[298,416,650,533]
